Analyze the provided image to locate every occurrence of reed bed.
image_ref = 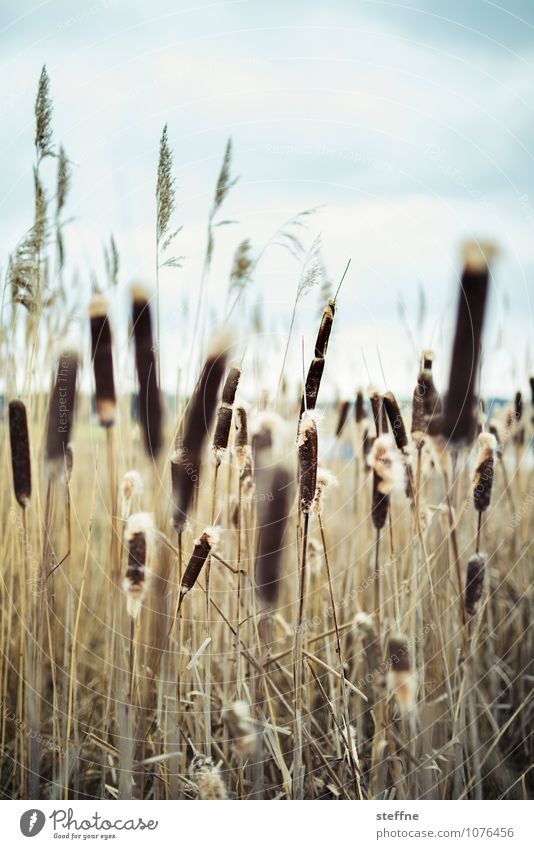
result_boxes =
[0,69,532,803]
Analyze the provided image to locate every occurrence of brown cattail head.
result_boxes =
[362,422,375,470]
[314,299,335,358]
[234,404,249,470]
[514,390,522,423]
[441,243,495,445]
[300,356,325,416]
[465,552,485,616]
[171,333,229,533]
[255,465,293,607]
[368,387,382,437]
[213,404,233,460]
[213,367,241,460]
[189,755,228,800]
[530,376,534,422]
[63,443,73,484]
[180,527,220,598]
[368,435,402,530]
[9,400,31,508]
[383,391,408,451]
[251,410,284,469]
[355,613,387,701]
[222,701,257,757]
[221,366,241,405]
[355,388,365,423]
[89,295,116,427]
[123,512,154,619]
[387,633,415,713]
[335,399,350,438]
[131,287,163,458]
[298,410,318,514]
[46,349,78,468]
[422,350,434,371]
[473,432,496,512]
[488,419,503,459]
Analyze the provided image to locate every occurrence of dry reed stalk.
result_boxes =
[441,244,494,445]
[131,287,163,458]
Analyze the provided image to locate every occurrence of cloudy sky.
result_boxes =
[1,0,533,397]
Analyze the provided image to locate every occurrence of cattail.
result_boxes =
[171,334,228,533]
[213,367,241,462]
[314,299,335,358]
[473,433,496,512]
[362,422,374,470]
[514,391,522,423]
[213,405,233,460]
[123,512,154,619]
[89,295,116,427]
[355,388,365,423]
[222,701,257,757]
[530,376,534,423]
[465,552,485,616]
[131,287,163,458]
[9,400,31,508]
[422,350,434,370]
[514,391,524,446]
[489,419,503,459]
[300,356,325,415]
[180,527,220,599]
[335,400,350,438]
[221,366,241,405]
[46,349,78,467]
[368,387,382,437]
[255,465,292,607]
[63,443,73,484]
[251,410,284,467]
[298,411,318,514]
[441,243,494,445]
[120,470,143,519]
[383,391,408,451]
[314,467,338,514]
[355,613,387,700]
[189,755,227,800]
[234,404,249,470]
[387,633,415,713]
[368,435,402,530]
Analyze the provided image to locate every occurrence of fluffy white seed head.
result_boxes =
[367,435,404,494]
[120,470,143,518]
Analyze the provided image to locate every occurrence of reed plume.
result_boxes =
[89,295,116,427]
[132,287,163,458]
[9,400,32,508]
[222,701,257,757]
[189,755,228,800]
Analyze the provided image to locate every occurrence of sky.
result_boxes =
[0,0,533,398]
